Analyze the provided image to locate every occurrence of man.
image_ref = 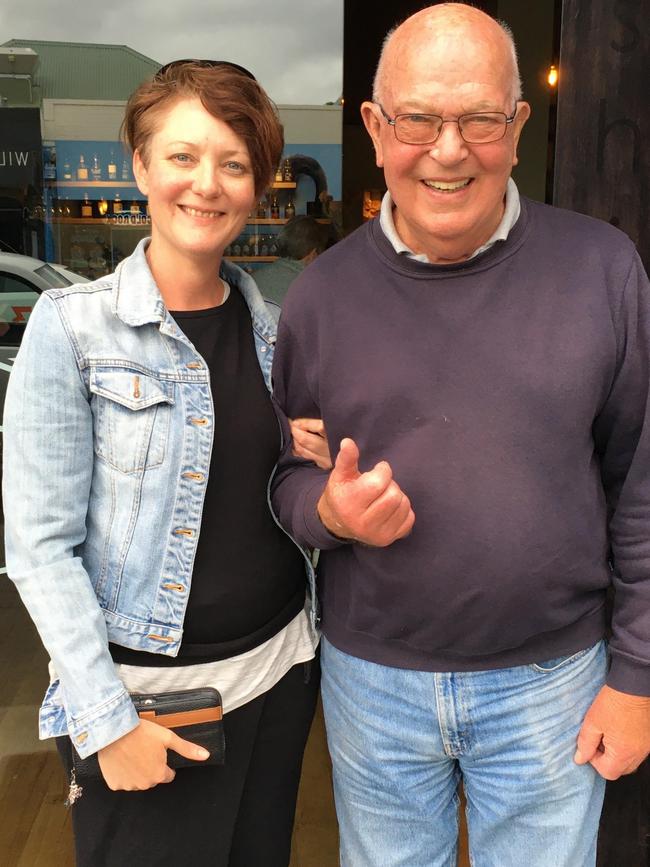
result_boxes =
[271,4,650,865]
[254,215,329,305]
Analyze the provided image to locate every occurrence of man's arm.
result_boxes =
[575,249,650,779]
[272,310,414,549]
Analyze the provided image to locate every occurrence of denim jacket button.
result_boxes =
[148,633,174,643]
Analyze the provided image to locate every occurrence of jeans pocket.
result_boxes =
[530,643,597,674]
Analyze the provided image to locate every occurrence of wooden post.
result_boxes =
[554,2,650,864]
[553,0,650,267]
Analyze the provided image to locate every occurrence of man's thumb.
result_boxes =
[331,438,361,482]
[574,721,603,765]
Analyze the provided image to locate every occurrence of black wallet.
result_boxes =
[73,687,225,780]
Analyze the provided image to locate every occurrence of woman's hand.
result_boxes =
[97,719,209,791]
[290,418,333,469]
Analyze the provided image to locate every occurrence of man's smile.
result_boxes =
[422,178,473,192]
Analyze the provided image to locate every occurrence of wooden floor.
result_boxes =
[0,576,472,867]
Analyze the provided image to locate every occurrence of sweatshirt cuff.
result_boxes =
[606,651,650,697]
[301,477,351,550]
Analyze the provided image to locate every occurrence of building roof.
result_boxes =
[2,40,160,100]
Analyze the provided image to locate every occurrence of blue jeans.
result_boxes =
[321,637,607,867]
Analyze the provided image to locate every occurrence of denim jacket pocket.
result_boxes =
[89,367,174,474]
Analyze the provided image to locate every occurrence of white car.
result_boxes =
[0,253,88,340]
[0,252,88,410]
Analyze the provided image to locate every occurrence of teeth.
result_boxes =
[182,206,220,218]
[423,179,471,191]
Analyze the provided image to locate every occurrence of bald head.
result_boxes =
[373,3,522,107]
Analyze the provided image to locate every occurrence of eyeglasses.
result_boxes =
[377,103,519,145]
[155,59,256,82]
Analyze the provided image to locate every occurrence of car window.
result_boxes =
[0,272,40,347]
[35,264,73,288]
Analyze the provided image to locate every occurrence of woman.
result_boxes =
[3,60,330,866]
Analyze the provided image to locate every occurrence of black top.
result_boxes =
[110,287,305,667]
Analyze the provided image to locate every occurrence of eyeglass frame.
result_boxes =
[376,102,520,145]
[155,59,256,82]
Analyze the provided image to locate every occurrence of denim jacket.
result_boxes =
[2,238,317,758]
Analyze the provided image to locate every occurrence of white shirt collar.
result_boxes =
[379,177,521,263]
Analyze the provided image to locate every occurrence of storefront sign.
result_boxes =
[109,213,150,225]
[0,108,42,186]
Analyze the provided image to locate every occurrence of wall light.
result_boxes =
[547,65,558,87]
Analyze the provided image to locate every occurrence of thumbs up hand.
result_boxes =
[317,438,415,546]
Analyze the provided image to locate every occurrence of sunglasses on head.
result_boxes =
[155,59,256,81]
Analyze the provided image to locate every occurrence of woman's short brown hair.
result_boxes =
[122,61,284,198]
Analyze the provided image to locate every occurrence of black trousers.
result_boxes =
[57,658,320,867]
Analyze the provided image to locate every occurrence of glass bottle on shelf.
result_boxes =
[44,144,57,180]
[107,150,117,181]
[270,195,280,219]
[284,199,295,219]
[274,164,283,183]
[282,159,293,182]
[256,199,267,219]
[98,197,108,216]
[91,153,102,181]
[62,197,71,217]
[32,199,45,220]
[260,235,269,256]
[269,236,279,255]
[130,200,141,215]
[242,238,250,257]
[62,158,73,180]
[121,158,130,181]
[81,193,93,218]
[113,192,123,213]
[77,155,89,181]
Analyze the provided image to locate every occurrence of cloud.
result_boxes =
[1,0,343,104]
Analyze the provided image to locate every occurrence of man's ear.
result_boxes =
[361,102,385,168]
[511,101,531,167]
[132,149,149,197]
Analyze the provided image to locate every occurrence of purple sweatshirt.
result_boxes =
[271,197,650,696]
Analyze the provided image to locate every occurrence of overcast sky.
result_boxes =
[1,0,343,105]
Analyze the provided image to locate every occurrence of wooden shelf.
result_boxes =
[46,180,138,188]
[245,217,330,225]
[50,217,150,227]
[270,182,296,189]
